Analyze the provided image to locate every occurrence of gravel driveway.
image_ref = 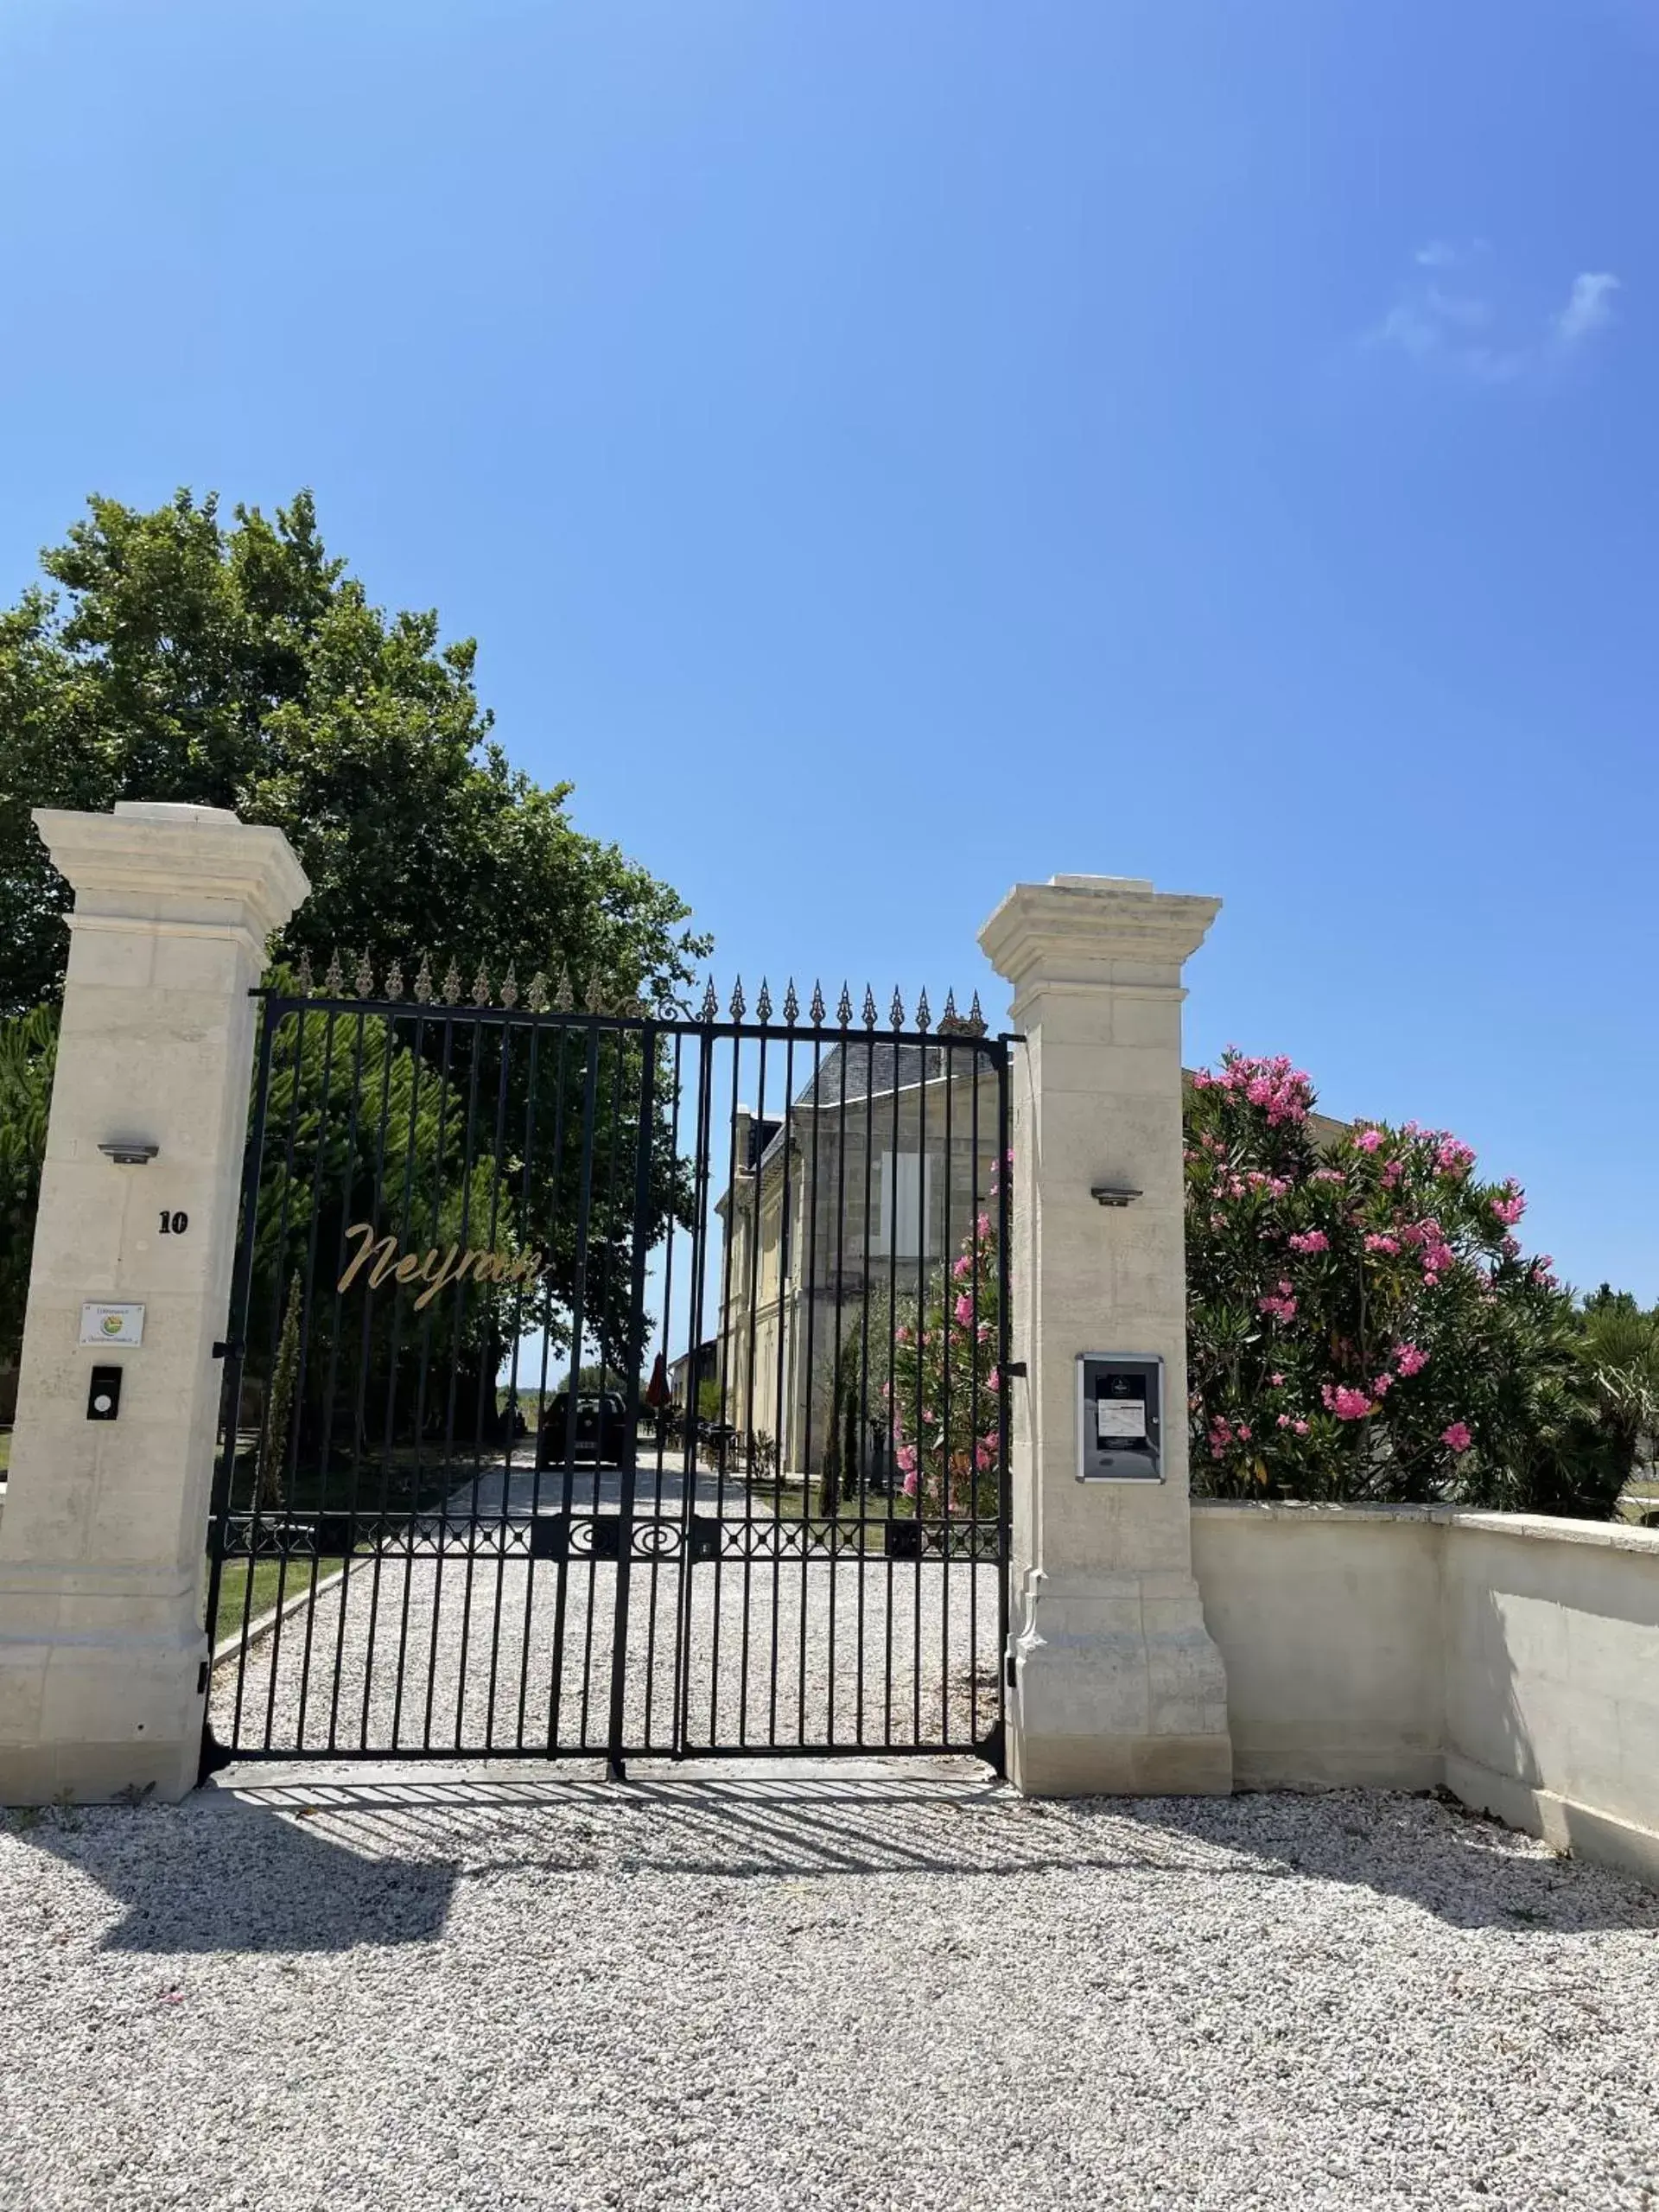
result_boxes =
[3,1774,1656,2211]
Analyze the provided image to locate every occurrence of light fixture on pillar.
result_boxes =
[1090,1181,1142,1208]
[99,1140,160,1166]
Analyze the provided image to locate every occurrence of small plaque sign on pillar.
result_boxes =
[1077,1353,1163,1482]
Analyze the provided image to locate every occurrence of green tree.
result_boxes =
[0,1004,56,1359]
[0,491,709,1395]
[0,488,708,1016]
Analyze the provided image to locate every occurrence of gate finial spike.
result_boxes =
[810,981,825,1024]
[582,971,605,1015]
[836,983,852,1027]
[354,952,374,999]
[782,979,799,1025]
[941,987,958,1030]
[385,958,404,1003]
[414,955,433,1002]
[555,966,575,1013]
[861,986,878,1030]
[756,977,772,1023]
[296,950,314,995]
[916,987,931,1033]
[441,958,462,1005]
[527,970,550,1013]
[499,963,519,1009]
[472,963,492,1007]
[699,976,718,1023]
[729,976,747,1020]
[323,949,344,997]
[889,986,905,1029]
[965,989,986,1037]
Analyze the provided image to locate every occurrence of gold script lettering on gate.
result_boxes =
[337,1223,546,1310]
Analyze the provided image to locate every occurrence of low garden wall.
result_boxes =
[1192,1502,1659,1885]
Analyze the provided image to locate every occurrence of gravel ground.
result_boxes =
[3,1773,1656,2212]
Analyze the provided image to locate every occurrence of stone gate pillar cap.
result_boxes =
[113,800,240,827]
[1050,874,1154,893]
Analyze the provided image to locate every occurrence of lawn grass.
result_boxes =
[210,1555,344,1646]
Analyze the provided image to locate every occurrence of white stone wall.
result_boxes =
[1192,1503,1659,1885]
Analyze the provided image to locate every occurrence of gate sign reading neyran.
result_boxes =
[336,1224,547,1310]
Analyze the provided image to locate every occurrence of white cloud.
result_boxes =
[1413,238,1488,270]
[1370,249,1621,381]
[1554,270,1621,346]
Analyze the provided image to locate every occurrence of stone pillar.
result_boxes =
[978,874,1232,1796]
[0,803,308,1802]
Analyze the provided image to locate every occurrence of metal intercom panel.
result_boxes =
[1077,1352,1163,1482]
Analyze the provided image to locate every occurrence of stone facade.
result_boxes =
[715,1044,1002,1479]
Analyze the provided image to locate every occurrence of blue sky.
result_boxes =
[3,1,1656,1299]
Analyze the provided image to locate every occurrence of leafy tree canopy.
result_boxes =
[0,488,709,1015]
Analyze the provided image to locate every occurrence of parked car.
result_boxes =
[537,1390,629,1470]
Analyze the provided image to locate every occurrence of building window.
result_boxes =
[872,1149,933,1258]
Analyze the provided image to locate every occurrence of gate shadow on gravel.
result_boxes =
[20,1777,1650,1955]
[200,1772,1659,1933]
[22,1805,460,1955]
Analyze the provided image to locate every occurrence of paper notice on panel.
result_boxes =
[1096,1398,1147,1442]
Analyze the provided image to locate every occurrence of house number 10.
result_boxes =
[158,1211,189,1236]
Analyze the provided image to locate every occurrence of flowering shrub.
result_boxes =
[888,1175,1005,1519]
[1185,1051,1589,1506]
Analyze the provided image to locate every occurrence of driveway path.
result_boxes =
[3,1778,1656,2210]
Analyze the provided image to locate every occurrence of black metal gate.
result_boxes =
[203,963,1010,1775]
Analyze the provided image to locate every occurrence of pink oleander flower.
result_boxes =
[987,1368,1000,1393]
[1394,1343,1428,1376]
[953,1294,974,1325]
[976,1214,991,1237]
[1294,1419,1309,1435]
[1441,1422,1472,1453]
[1365,1234,1399,1255]
[1356,1128,1382,1153]
[1311,1167,1345,1185]
[1277,1413,1291,1428]
[1287,1230,1329,1255]
[1236,1421,1252,1441]
[1257,1294,1298,1322]
[895,1325,911,1344]
[953,1254,974,1279]
[902,1469,918,1497]
[1270,1371,1285,1386]
[1436,1138,1476,1177]
[1423,1241,1455,1274]
[1491,1191,1525,1226]
[1382,1159,1404,1186]
[1500,1233,1522,1260]
[1372,1373,1394,1395]
[895,1444,918,1476]
[1321,1383,1374,1421]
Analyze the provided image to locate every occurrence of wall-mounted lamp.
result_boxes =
[1090,1182,1142,1208]
[99,1141,160,1166]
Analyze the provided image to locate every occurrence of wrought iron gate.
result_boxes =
[203,964,1010,1775]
